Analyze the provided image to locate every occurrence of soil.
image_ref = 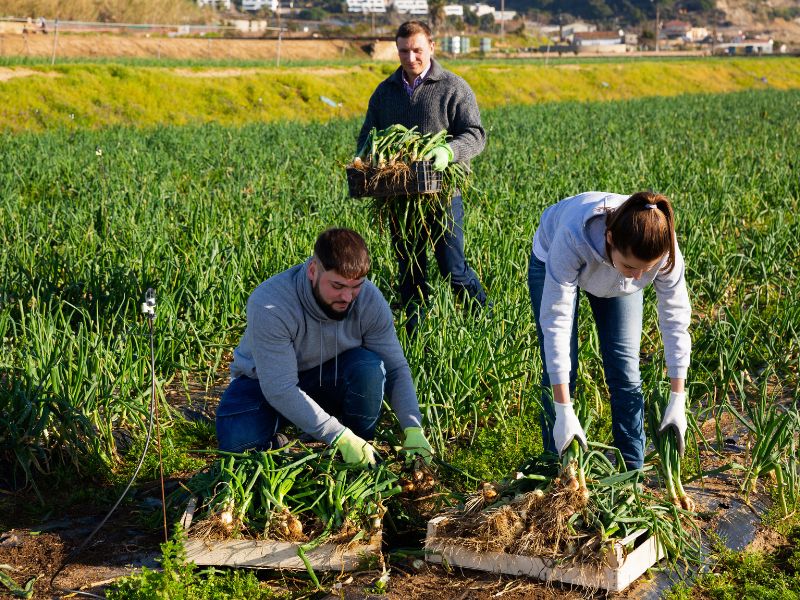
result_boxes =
[0,504,163,598]
[0,32,366,62]
[0,384,786,600]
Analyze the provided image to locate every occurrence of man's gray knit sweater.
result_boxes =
[229,260,423,445]
[356,58,486,164]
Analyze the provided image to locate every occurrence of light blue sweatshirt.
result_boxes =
[230,259,422,444]
[532,191,691,386]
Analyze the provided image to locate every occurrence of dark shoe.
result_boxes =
[268,432,290,449]
[403,303,426,337]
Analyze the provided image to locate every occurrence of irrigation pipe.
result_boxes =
[49,288,165,598]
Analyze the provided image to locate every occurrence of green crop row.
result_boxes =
[0,88,798,493]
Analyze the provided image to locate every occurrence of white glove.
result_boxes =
[553,401,588,455]
[658,391,688,456]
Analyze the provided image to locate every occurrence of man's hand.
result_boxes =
[553,401,588,455]
[402,427,434,464]
[658,391,688,455]
[424,144,453,171]
[333,428,377,467]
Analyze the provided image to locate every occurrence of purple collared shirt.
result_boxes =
[402,64,431,97]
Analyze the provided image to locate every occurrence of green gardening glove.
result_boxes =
[401,427,434,465]
[333,428,377,467]
[424,144,453,171]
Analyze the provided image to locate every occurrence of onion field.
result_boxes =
[1,86,799,594]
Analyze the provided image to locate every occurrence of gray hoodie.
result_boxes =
[532,191,691,386]
[230,259,422,444]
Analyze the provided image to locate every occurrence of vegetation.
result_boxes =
[0,83,798,596]
[0,0,211,23]
[1,86,797,485]
[667,526,800,599]
[106,535,292,599]
[0,58,799,132]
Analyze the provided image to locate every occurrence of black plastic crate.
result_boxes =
[346,160,443,198]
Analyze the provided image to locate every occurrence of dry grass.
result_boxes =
[0,0,211,23]
[437,477,594,561]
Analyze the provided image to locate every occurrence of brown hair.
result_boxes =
[605,191,677,274]
[313,228,370,279]
[396,20,432,42]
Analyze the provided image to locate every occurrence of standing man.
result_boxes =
[215,228,434,466]
[357,20,488,331]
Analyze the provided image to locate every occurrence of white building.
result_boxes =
[686,27,709,42]
[718,37,773,54]
[573,30,626,53]
[347,0,386,12]
[562,21,596,39]
[198,0,232,9]
[241,0,279,11]
[494,9,516,21]
[444,4,464,16]
[472,3,495,17]
[394,0,429,14]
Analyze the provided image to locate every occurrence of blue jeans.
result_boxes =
[215,347,385,452]
[390,192,486,314]
[528,254,646,469]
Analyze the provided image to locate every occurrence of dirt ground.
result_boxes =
[0,397,783,600]
[0,31,366,62]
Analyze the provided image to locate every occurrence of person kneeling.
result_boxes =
[216,227,433,467]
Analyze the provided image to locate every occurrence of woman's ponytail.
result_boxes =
[606,191,676,274]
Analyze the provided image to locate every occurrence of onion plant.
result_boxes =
[176,445,400,542]
[646,385,693,511]
[350,124,472,259]
[174,445,401,586]
[726,369,800,515]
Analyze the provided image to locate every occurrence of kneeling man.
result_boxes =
[216,228,433,466]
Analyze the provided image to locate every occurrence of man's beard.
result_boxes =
[312,278,350,321]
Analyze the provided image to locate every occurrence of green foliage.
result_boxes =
[106,535,289,599]
[449,412,544,484]
[297,6,328,20]
[668,528,800,599]
[1,88,798,494]
[0,565,36,599]
[1,59,800,132]
[113,420,214,486]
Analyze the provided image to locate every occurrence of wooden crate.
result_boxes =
[424,515,664,593]
[346,160,442,198]
[180,497,381,570]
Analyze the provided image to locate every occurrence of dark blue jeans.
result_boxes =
[215,347,385,452]
[390,192,486,314]
[528,254,646,469]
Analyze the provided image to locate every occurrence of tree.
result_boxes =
[320,0,345,13]
[428,0,446,31]
[298,6,327,19]
[478,12,496,32]
[446,14,466,32]
[463,6,478,26]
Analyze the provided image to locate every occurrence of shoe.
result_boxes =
[269,433,290,449]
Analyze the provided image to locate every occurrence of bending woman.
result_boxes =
[528,191,691,470]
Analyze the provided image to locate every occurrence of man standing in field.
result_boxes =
[357,20,488,331]
[215,228,434,467]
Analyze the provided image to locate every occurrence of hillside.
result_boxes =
[0,58,799,132]
[2,0,799,33]
[716,0,800,40]
[0,0,211,23]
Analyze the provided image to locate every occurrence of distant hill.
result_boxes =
[505,0,712,26]
[503,0,799,33]
[1,0,796,42]
[0,0,211,23]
